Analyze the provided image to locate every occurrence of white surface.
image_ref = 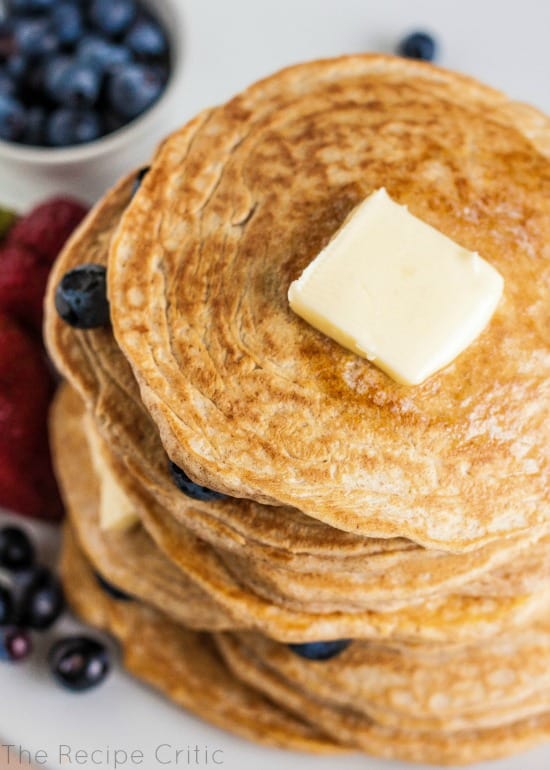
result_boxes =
[0,1,549,768]
[0,0,549,205]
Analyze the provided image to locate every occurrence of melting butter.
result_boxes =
[288,188,504,385]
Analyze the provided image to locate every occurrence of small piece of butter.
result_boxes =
[288,188,504,385]
[85,416,140,532]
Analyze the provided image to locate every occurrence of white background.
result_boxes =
[0,0,549,205]
[0,0,549,768]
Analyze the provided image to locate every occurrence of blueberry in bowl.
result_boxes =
[0,0,182,156]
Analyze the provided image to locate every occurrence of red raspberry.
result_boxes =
[0,242,51,334]
[7,197,88,265]
[0,314,53,454]
[0,442,63,521]
[0,314,63,521]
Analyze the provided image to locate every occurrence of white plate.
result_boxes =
[0,1,548,767]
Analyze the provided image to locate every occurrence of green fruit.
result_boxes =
[0,207,17,241]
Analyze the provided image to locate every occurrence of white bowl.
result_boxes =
[0,0,186,204]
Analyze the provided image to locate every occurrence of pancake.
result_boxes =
[51,384,550,644]
[217,633,550,765]
[50,384,237,631]
[108,54,550,550]
[225,627,550,732]
[60,526,341,754]
[46,55,550,765]
[61,529,550,765]
[44,172,415,560]
[44,176,549,615]
[218,536,550,612]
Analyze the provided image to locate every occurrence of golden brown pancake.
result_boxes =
[225,627,550,732]
[45,55,550,766]
[217,633,550,765]
[61,530,550,765]
[44,172,549,618]
[44,173,415,560]
[109,54,550,550]
[50,385,238,631]
[51,384,550,645]
[61,526,341,755]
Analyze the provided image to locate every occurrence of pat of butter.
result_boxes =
[288,188,504,385]
[85,416,140,533]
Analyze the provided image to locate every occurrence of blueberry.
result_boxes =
[47,59,101,107]
[18,566,64,630]
[94,572,132,601]
[288,640,351,661]
[77,35,130,74]
[21,57,47,96]
[125,18,168,59]
[49,636,110,691]
[0,586,14,626]
[0,94,25,141]
[169,462,227,502]
[44,54,71,94]
[0,628,32,662]
[0,70,16,97]
[0,23,17,61]
[6,54,27,82]
[107,62,163,120]
[22,105,46,144]
[0,527,35,571]
[55,263,110,328]
[398,31,437,62]
[51,2,83,47]
[9,0,55,13]
[47,107,102,146]
[14,18,58,58]
[89,0,136,38]
[131,165,150,196]
[101,107,126,135]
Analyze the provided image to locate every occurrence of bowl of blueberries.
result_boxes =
[0,0,184,167]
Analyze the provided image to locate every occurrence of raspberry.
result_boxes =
[0,242,51,334]
[7,197,88,265]
[0,441,63,521]
[0,313,53,455]
[0,314,62,521]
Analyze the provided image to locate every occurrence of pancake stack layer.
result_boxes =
[45,55,550,765]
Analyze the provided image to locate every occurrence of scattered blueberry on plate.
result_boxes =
[0,0,171,148]
[0,584,14,625]
[49,635,110,691]
[0,525,35,570]
[0,524,111,692]
[0,627,33,662]
[397,31,437,62]
[17,565,65,630]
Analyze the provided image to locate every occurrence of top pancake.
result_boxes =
[109,55,549,548]
[43,173,548,614]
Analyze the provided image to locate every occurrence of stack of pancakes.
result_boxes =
[44,55,550,764]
